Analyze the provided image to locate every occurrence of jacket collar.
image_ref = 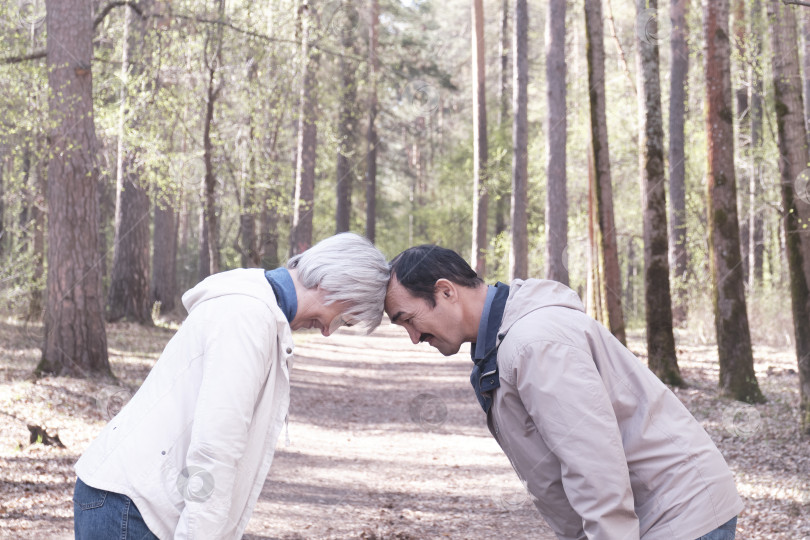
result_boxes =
[469,282,510,413]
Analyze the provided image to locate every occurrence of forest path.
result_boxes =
[0,318,807,539]
[245,322,555,539]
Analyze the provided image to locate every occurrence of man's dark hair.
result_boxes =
[389,245,484,307]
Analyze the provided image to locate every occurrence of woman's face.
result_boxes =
[290,288,353,337]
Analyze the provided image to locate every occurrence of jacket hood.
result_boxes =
[499,278,585,336]
[181,268,280,314]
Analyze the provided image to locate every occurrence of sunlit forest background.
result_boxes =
[0,0,805,323]
[1,0,810,537]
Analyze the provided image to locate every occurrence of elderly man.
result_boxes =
[385,245,742,540]
[74,233,389,540]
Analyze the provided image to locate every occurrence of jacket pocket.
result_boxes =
[73,478,108,510]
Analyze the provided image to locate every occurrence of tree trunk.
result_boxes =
[29,160,46,318]
[239,179,258,267]
[585,0,626,344]
[586,143,604,321]
[733,0,750,285]
[260,190,280,269]
[636,0,682,386]
[38,0,110,378]
[704,0,764,403]
[545,0,568,285]
[805,8,810,138]
[499,0,509,127]
[769,0,810,432]
[364,0,379,243]
[733,0,748,123]
[509,0,528,280]
[259,105,283,270]
[749,0,764,287]
[203,13,223,276]
[471,0,488,276]
[335,2,358,234]
[237,61,260,268]
[97,172,114,297]
[107,166,151,323]
[0,151,4,260]
[624,236,636,315]
[198,181,210,281]
[291,1,320,256]
[495,0,509,240]
[107,1,152,325]
[152,189,177,314]
[669,0,689,323]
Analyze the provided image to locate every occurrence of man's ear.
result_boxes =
[434,279,458,303]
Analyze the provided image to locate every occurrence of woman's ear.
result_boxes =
[434,279,458,303]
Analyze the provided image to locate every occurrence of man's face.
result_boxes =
[385,276,464,356]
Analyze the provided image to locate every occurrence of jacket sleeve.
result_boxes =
[510,339,640,540]
[174,295,275,539]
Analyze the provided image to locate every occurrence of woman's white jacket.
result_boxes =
[75,268,295,539]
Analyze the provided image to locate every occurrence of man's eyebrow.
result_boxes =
[390,311,405,324]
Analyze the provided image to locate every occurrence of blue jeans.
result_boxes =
[73,477,159,540]
[695,516,737,540]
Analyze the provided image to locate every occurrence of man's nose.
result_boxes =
[406,326,420,344]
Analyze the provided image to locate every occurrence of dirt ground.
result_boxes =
[0,317,808,539]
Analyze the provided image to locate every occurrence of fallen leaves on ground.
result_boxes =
[0,317,807,539]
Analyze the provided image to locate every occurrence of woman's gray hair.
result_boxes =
[287,233,390,332]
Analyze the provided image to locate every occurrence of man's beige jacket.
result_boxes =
[489,279,743,540]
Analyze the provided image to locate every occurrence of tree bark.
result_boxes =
[259,103,283,270]
[335,2,358,234]
[202,0,224,275]
[733,0,748,123]
[152,189,177,313]
[107,0,152,325]
[471,0,488,276]
[509,0,528,280]
[704,0,764,403]
[237,61,260,268]
[38,0,111,378]
[585,0,626,344]
[0,151,4,260]
[804,8,810,137]
[260,190,280,269]
[669,0,689,322]
[749,0,764,287]
[499,0,509,127]
[364,0,379,243]
[494,0,509,240]
[636,0,682,386]
[30,158,46,318]
[586,143,604,321]
[291,1,320,256]
[238,177,258,267]
[546,0,568,285]
[198,180,210,281]
[624,236,637,314]
[733,0,750,284]
[769,0,810,432]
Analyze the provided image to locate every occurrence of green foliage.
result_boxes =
[0,0,797,347]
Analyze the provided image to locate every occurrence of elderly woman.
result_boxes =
[73,233,389,539]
